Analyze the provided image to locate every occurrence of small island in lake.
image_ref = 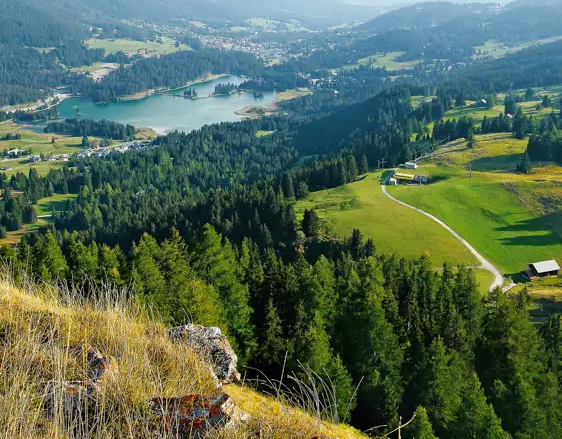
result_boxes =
[213,83,238,96]
[183,88,198,100]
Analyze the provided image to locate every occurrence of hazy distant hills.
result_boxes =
[84,0,380,27]
[362,1,499,31]
[1,0,380,35]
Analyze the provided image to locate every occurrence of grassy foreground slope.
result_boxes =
[295,174,478,267]
[0,271,366,439]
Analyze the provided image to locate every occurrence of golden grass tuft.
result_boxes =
[0,269,367,438]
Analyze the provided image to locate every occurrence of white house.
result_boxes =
[404,162,418,169]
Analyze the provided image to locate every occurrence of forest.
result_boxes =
[3,3,562,436]
[44,118,136,140]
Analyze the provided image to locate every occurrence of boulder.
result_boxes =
[168,324,240,385]
[43,380,99,424]
[43,345,113,427]
[67,344,114,381]
[150,392,248,438]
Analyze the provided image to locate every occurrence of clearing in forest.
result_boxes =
[390,135,562,275]
[295,173,478,268]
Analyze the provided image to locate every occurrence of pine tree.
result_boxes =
[261,298,289,366]
[160,229,224,328]
[68,237,99,279]
[302,208,320,237]
[192,224,256,361]
[406,406,439,439]
[477,288,562,439]
[33,231,68,281]
[359,154,369,174]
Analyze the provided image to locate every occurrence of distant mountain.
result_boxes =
[362,1,499,31]
[85,0,380,27]
[506,0,560,8]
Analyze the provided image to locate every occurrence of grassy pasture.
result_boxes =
[295,173,478,267]
[0,124,86,177]
[0,193,77,245]
[343,52,421,71]
[474,36,562,60]
[0,122,118,177]
[34,193,78,217]
[256,130,275,137]
[431,133,527,171]
[246,18,280,27]
[0,217,53,245]
[475,268,496,295]
[509,276,562,324]
[390,155,562,275]
[86,38,189,55]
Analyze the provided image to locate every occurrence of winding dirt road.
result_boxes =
[381,183,505,292]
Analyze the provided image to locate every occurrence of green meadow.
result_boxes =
[295,173,478,267]
[86,38,189,55]
[34,193,78,217]
[0,123,89,176]
[390,158,562,275]
[343,52,422,71]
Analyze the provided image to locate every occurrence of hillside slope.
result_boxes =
[0,270,367,438]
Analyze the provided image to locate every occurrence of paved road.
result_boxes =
[381,183,505,292]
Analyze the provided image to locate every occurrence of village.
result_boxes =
[1,140,150,173]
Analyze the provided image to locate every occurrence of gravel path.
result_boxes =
[381,183,505,292]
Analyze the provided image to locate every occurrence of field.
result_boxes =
[295,173,478,267]
[509,277,562,324]
[274,89,313,103]
[0,193,77,245]
[72,62,120,81]
[0,218,53,245]
[34,193,78,217]
[431,133,528,171]
[390,137,562,275]
[475,268,496,295]
[343,52,421,71]
[86,38,189,55]
[256,130,275,137]
[245,18,311,32]
[0,123,85,177]
[474,36,562,60]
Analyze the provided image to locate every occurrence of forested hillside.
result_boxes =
[2,0,562,436]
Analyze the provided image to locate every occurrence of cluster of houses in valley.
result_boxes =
[75,141,149,160]
[2,141,150,169]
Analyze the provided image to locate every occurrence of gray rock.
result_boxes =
[43,380,99,424]
[168,324,241,385]
[67,344,114,381]
[150,392,249,438]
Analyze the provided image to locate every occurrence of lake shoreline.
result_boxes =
[117,73,231,102]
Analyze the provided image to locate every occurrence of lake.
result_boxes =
[56,75,277,134]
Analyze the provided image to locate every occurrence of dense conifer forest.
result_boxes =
[3,2,562,436]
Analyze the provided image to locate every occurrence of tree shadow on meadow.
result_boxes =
[495,210,562,246]
[471,153,522,172]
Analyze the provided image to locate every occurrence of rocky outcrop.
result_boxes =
[42,334,250,437]
[67,344,114,381]
[168,324,241,385]
[44,380,98,422]
[43,345,113,422]
[150,392,249,438]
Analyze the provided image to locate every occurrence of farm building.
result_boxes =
[404,162,417,169]
[393,173,430,185]
[393,173,414,182]
[524,260,560,280]
[413,175,429,184]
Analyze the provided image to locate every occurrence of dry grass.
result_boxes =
[0,267,367,438]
